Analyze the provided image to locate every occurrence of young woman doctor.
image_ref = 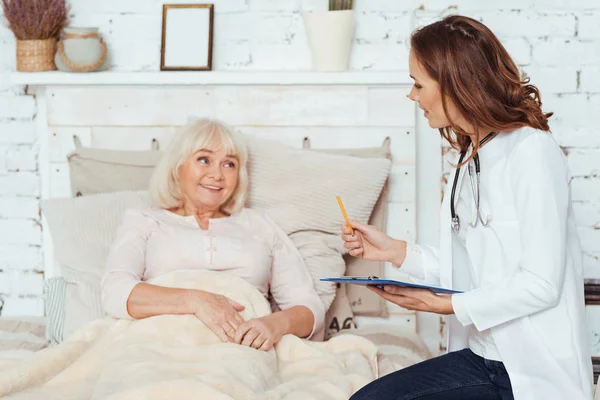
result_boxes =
[345,15,593,400]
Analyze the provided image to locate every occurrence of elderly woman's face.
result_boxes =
[178,146,239,212]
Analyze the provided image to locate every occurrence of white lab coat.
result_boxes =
[402,127,594,400]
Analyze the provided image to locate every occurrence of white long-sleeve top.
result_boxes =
[401,127,593,399]
[101,207,325,337]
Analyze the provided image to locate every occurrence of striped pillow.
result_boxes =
[44,277,67,345]
[44,275,104,345]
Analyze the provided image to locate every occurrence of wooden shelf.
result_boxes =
[10,70,412,86]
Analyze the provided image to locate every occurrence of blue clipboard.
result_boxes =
[320,277,462,294]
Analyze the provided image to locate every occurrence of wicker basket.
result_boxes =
[16,38,58,72]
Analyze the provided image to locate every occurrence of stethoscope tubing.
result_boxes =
[450,133,496,235]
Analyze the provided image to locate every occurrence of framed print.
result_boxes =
[160,4,214,71]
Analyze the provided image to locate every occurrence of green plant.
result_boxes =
[329,0,353,11]
[2,0,69,40]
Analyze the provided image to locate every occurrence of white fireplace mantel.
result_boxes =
[10,70,412,86]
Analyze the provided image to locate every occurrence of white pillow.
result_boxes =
[245,136,391,236]
[43,190,151,282]
[42,191,151,341]
[245,137,391,310]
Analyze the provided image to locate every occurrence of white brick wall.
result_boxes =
[0,0,599,321]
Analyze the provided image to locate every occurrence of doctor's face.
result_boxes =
[408,50,463,130]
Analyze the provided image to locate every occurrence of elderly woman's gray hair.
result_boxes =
[149,118,249,215]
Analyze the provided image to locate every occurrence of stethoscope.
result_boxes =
[450,132,496,236]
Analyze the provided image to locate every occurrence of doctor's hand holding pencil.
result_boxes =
[337,194,406,265]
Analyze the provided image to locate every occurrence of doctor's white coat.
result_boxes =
[402,127,594,400]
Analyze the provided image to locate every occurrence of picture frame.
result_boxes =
[160,4,214,71]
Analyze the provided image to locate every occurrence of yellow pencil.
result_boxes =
[335,193,354,235]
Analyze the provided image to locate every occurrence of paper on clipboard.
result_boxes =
[319,276,462,294]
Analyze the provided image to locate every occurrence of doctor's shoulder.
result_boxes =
[503,126,569,180]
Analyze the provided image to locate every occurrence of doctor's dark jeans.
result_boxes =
[350,349,514,400]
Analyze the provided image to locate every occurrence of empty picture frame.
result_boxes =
[160,4,214,71]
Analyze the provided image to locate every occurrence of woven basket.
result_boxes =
[16,39,57,72]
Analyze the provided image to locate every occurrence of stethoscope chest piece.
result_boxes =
[451,216,461,235]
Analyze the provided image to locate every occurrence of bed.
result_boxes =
[0,83,434,398]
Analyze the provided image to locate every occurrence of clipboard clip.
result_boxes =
[348,276,379,280]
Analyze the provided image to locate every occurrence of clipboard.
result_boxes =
[320,276,462,294]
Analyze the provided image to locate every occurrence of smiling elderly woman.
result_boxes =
[101,118,325,350]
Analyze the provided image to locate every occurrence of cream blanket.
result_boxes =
[0,270,378,400]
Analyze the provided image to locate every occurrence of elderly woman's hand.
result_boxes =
[189,291,246,343]
[234,313,286,351]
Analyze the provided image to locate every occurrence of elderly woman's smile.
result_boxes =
[200,184,223,192]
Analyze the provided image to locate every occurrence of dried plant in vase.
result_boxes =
[2,0,69,72]
[329,0,353,11]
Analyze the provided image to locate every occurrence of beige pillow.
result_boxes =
[305,139,391,318]
[68,149,161,196]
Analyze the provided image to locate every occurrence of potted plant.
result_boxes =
[303,0,355,72]
[2,0,69,72]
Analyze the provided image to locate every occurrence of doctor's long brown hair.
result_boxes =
[411,15,552,160]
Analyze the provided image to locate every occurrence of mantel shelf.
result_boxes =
[9,70,412,86]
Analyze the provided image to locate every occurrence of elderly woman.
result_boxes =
[101,118,325,350]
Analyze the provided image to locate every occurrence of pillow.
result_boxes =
[68,149,161,196]
[305,138,391,318]
[42,191,151,341]
[44,277,67,345]
[43,190,151,282]
[244,135,390,236]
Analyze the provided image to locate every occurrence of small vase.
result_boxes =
[55,27,109,73]
[16,38,57,72]
[303,10,355,72]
